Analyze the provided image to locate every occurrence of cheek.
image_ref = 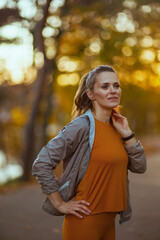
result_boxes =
[94,90,107,99]
[118,88,122,96]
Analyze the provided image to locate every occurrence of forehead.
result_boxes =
[95,71,119,84]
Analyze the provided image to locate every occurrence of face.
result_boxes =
[87,71,121,110]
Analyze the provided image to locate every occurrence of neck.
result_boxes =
[92,108,112,123]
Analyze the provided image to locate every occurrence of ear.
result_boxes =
[86,89,95,101]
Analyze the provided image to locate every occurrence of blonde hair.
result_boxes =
[71,65,117,120]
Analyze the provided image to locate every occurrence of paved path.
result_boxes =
[0,151,160,240]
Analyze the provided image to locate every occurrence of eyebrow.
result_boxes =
[100,81,119,84]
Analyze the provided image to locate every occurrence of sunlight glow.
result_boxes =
[17,0,37,19]
[46,123,61,136]
[115,12,135,33]
[122,0,137,9]
[46,46,57,59]
[125,37,137,47]
[0,0,7,8]
[100,31,111,40]
[0,43,33,83]
[133,70,148,82]
[122,46,132,56]
[0,151,23,184]
[125,56,136,65]
[141,5,152,13]
[149,74,160,87]
[151,63,160,75]
[49,0,65,13]
[34,51,44,68]
[47,16,61,28]
[157,50,160,61]
[0,23,31,41]
[42,26,58,38]
[101,18,111,29]
[142,26,152,35]
[57,73,80,86]
[0,24,33,84]
[89,39,102,54]
[0,164,23,184]
[140,36,153,48]
[11,107,26,125]
[34,9,43,21]
[0,151,6,168]
[57,56,85,72]
[44,38,55,47]
[139,49,156,64]
[38,0,47,5]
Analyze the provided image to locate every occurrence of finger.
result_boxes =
[80,205,91,213]
[77,200,90,206]
[70,210,83,219]
[112,112,124,118]
[112,115,119,122]
[75,207,90,215]
[112,109,119,114]
[112,113,124,120]
[73,202,91,213]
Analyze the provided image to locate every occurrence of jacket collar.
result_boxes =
[82,109,95,150]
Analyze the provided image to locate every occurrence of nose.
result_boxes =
[109,85,116,93]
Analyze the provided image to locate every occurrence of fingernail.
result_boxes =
[87,203,90,205]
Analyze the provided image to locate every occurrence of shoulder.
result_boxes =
[62,115,89,135]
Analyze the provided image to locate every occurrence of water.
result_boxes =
[0,151,23,184]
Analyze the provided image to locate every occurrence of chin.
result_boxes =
[106,103,119,109]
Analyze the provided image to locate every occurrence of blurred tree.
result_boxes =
[0,0,160,182]
[22,0,52,181]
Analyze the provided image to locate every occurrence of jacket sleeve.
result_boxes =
[124,140,147,173]
[32,117,88,194]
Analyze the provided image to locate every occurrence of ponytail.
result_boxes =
[71,73,92,120]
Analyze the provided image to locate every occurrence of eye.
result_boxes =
[114,83,120,88]
[102,85,109,89]
[101,83,109,89]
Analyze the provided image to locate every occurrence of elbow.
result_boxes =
[138,165,147,174]
[129,162,147,174]
[31,159,40,176]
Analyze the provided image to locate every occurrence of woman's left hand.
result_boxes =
[111,109,132,138]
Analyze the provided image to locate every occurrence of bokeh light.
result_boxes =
[139,49,156,64]
[57,73,80,86]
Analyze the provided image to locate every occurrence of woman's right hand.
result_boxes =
[57,198,91,218]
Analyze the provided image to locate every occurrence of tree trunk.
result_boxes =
[21,0,52,181]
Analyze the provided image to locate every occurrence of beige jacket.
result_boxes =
[32,109,146,224]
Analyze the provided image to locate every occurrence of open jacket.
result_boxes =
[32,109,146,224]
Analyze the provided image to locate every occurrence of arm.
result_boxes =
[32,117,86,194]
[111,109,146,173]
[32,117,91,217]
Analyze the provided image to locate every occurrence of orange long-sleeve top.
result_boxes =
[75,118,129,214]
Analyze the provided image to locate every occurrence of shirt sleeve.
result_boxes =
[124,140,147,173]
[32,117,88,194]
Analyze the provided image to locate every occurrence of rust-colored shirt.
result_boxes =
[75,118,128,214]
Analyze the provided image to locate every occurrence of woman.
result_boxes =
[32,65,146,240]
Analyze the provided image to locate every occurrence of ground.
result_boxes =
[0,150,160,240]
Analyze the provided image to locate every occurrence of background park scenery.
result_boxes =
[0,0,160,240]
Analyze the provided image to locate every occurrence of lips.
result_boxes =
[108,97,118,100]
